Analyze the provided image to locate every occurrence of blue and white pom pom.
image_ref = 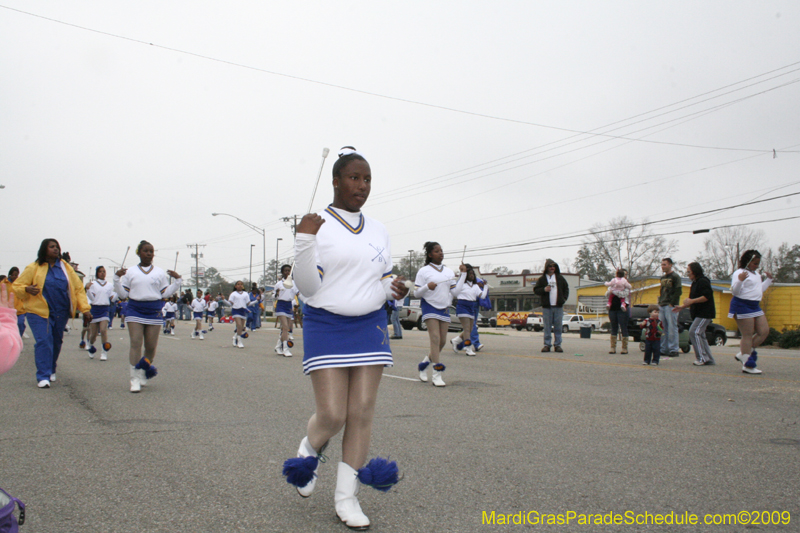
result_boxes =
[357,457,400,492]
[135,357,158,379]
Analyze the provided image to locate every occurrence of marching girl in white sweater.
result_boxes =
[281,147,406,530]
[85,266,117,361]
[228,281,255,349]
[114,241,182,393]
[206,298,218,331]
[414,242,466,386]
[729,249,773,374]
[162,296,178,335]
[449,264,487,356]
[190,289,207,340]
[273,265,300,356]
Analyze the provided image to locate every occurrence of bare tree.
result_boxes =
[585,216,678,279]
[696,227,767,279]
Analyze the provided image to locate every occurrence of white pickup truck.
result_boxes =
[561,314,601,333]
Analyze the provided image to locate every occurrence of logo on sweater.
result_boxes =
[369,244,386,263]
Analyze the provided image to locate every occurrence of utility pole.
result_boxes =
[187,243,206,292]
[281,216,298,237]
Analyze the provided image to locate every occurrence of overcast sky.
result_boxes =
[1,1,798,283]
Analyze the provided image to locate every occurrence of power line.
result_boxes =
[3,4,798,154]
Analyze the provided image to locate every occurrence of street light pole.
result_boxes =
[249,244,255,287]
[275,238,282,284]
[212,212,266,286]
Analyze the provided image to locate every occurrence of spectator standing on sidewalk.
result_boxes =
[533,259,569,353]
[658,258,682,358]
[673,262,716,366]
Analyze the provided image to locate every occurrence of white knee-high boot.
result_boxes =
[129,365,141,393]
[335,462,370,530]
[295,437,322,497]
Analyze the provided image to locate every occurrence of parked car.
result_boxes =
[629,304,727,347]
[398,305,463,332]
[477,315,497,328]
[526,313,543,331]
[561,314,601,333]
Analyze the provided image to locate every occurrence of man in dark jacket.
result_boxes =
[533,259,570,352]
[658,258,682,357]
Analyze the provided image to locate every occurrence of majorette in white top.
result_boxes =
[228,291,253,309]
[730,268,773,302]
[294,205,394,317]
[455,280,488,302]
[114,264,181,301]
[414,263,466,310]
[86,280,116,306]
[274,279,300,302]
[191,298,207,312]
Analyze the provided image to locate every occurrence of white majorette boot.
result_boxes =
[450,336,461,353]
[282,437,328,498]
[335,458,400,530]
[198,331,204,340]
[282,341,293,357]
[129,365,141,393]
[465,339,476,356]
[232,333,238,347]
[431,363,446,387]
[274,338,283,354]
[335,462,370,530]
[134,356,156,388]
[418,356,430,382]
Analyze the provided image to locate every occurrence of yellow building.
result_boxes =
[576,278,800,332]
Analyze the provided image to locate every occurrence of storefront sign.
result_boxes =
[500,280,520,285]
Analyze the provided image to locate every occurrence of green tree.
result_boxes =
[573,244,613,281]
[765,243,800,283]
[393,251,424,281]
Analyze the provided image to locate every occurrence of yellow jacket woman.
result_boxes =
[11,239,91,388]
[12,259,90,319]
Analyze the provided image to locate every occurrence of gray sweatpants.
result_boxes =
[689,318,714,363]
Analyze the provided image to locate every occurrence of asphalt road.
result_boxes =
[1,322,798,532]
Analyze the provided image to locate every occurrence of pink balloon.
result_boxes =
[0,308,22,376]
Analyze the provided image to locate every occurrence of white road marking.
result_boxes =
[383,373,419,382]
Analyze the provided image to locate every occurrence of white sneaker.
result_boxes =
[742,365,763,374]
[23,332,30,339]
[450,336,461,353]
[100,353,108,361]
[37,380,51,388]
[50,373,57,382]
